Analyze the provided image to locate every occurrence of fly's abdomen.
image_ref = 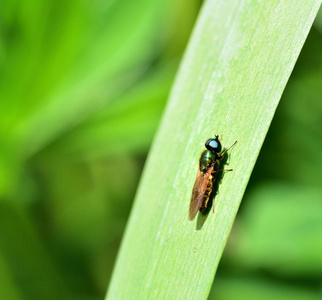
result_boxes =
[199,173,215,212]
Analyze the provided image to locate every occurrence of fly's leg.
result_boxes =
[220,140,237,158]
[216,168,233,172]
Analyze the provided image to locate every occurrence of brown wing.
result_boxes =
[189,167,214,220]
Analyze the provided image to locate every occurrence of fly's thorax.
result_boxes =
[199,150,215,172]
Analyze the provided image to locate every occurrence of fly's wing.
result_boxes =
[189,167,213,220]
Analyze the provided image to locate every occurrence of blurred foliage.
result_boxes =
[0,0,202,299]
[0,0,321,299]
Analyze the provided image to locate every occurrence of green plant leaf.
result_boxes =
[20,0,164,156]
[0,0,165,198]
[49,62,177,160]
[106,1,321,299]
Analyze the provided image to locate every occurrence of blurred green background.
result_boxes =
[0,1,322,299]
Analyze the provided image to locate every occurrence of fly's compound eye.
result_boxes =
[205,138,222,154]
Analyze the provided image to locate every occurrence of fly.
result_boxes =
[189,135,237,220]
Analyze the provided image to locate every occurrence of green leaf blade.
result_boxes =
[107,1,321,299]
